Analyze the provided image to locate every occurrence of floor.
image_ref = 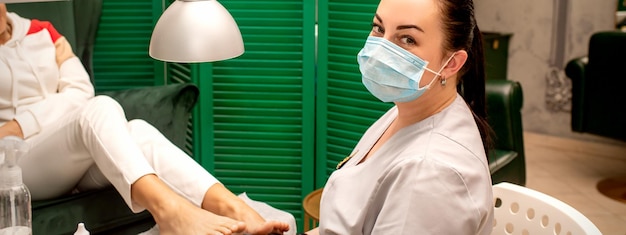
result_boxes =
[524,132,626,235]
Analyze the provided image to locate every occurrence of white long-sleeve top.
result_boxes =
[0,12,94,139]
[318,94,494,235]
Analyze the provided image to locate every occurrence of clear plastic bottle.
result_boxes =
[0,136,31,235]
[73,223,89,235]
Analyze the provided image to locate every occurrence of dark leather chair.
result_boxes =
[486,80,526,186]
[7,1,199,234]
[565,31,626,142]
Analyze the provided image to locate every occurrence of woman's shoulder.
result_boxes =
[26,19,63,43]
[7,12,62,44]
[388,129,490,186]
[430,95,486,159]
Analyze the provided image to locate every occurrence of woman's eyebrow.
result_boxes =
[375,14,383,23]
[398,24,424,32]
[374,14,424,33]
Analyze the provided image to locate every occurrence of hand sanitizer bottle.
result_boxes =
[0,136,31,235]
[74,223,90,235]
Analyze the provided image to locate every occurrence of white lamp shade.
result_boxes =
[149,0,244,63]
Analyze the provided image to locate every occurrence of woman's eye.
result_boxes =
[400,36,416,45]
[371,24,384,35]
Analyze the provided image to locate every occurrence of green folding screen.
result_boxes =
[206,1,316,227]
[148,0,317,228]
[156,0,318,228]
[315,0,390,186]
[93,0,165,92]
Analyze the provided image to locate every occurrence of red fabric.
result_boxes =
[27,19,62,43]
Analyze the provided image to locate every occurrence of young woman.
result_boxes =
[308,0,493,234]
[0,3,289,235]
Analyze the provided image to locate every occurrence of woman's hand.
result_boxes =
[0,120,24,139]
[242,220,290,235]
[201,184,290,235]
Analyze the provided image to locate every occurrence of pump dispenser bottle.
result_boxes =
[73,223,89,235]
[0,136,31,235]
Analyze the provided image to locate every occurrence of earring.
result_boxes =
[440,76,447,86]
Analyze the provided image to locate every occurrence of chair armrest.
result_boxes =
[564,57,587,132]
[486,80,524,151]
[97,83,199,150]
[564,57,587,84]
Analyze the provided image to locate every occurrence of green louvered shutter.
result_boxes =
[93,0,165,92]
[168,63,196,156]
[195,0,316,229]
[316,0,391,185]
[94,0,195,154]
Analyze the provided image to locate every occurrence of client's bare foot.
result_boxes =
[156,197,246,235]
[132,175,246,235]
[202,184,290,235]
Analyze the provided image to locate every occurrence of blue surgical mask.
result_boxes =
[357,36,453,102]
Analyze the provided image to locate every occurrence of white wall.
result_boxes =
[475,0,619,144]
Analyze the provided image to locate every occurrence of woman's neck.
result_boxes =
[358,87,457,164]
[394,83,457,128]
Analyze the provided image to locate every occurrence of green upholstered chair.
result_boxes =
[7,1,199,234]
[565,31,626,142]
[29,84,198,235]
[485,79,526,186]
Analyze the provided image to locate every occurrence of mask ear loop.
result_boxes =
[421,53,457,89]
[436,53,456,87]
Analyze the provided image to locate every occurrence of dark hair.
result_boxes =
[437,0,493,157]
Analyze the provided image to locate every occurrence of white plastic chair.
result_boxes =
[491,182,602,235]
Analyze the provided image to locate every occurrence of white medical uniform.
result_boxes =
[318,94,494,235]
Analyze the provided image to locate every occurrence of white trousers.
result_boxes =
[18,96,218,212]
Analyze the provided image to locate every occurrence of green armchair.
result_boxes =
[485,79,526,186]
[7,1,199,234]
[33,84,199,235]
[564,31,626,142]
[30,84,199,235]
